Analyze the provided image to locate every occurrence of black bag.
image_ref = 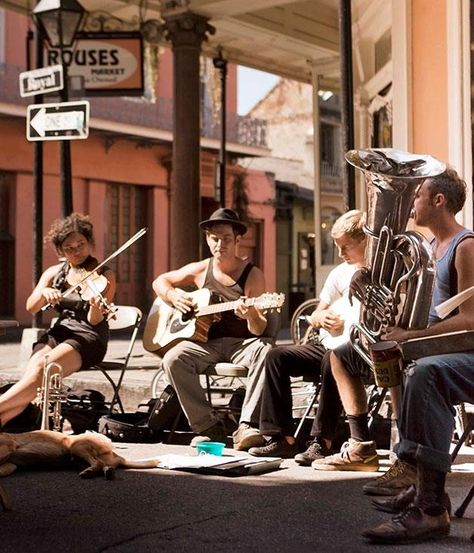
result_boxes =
[62,388,108,434]
[98,385,188,443]
[147,385,187,434]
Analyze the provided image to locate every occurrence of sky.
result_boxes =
[237,66,280,115]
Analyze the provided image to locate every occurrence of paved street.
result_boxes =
[0,330,473,552]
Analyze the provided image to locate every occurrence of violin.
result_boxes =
[66,257,118,320]
[41,227,147,316]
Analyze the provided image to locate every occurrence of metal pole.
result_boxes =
[60,60,73,216]
[32,26,44,328]
[339,0,356,210]
[311,68,322,296]
[213,49,227,207]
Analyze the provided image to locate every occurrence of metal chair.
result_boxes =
[203,310,281,418]
[83,305,143,413]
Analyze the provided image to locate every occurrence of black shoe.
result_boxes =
[248,438,298,458]
[372,486,452,516]
[294,438,332,466]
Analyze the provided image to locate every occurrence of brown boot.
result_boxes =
[363,459,416,496]
[372,485,452,515]
[362,505,450,544]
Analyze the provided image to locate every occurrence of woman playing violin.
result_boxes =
[0,213,116,427]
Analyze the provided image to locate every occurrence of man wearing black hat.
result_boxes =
[152,208,271,449]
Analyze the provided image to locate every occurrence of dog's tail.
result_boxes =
[118,456,161,469]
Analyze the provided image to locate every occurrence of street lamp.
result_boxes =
[33,0,86,216]
[33,0,86,48]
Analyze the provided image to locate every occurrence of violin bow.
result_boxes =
[41,227,148,311]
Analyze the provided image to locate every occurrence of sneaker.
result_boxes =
[248,438,298,458]
[363,459,417,496]
[232,423,265,451]
[190,421,227,447]
[361,505,450,544]
[372,485,452,516]
[294,438,332,466]
[312,438,379,472]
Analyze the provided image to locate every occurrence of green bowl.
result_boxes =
[196,441,225,456]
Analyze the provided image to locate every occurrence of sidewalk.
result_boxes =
[0,329,473,552]
[0,327,293,412]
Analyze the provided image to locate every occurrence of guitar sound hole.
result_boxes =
[169,308,195,334]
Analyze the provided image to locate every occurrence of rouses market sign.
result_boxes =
[46,32,144,96]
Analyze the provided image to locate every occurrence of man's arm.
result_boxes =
[152,260,207,313]
[237,266,267,336]
[387,238,474,341]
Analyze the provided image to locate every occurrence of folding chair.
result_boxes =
[203,310,281,421]
[83,305,143,413]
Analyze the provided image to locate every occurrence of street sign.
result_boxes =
[26,101,90,142]
[19,65,64,98]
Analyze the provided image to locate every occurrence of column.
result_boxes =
[164,11,214,268]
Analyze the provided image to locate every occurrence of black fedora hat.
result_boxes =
[199,208,247,235]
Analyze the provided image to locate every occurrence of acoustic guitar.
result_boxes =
[143,288,285,355]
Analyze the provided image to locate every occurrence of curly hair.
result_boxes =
[45,213,95,252]
[427,166,466,214]
[331,209,366,241]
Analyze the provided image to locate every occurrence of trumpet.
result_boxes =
[37,355,65,432]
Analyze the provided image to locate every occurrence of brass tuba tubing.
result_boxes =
[345,148,444,361]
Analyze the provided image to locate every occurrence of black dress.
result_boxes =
[34,258,109,369]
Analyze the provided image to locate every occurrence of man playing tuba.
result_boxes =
[314,163,474,544]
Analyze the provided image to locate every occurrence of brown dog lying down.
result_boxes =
[0,430,160,481]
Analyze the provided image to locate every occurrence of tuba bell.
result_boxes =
[346,148,446,364]
[37,354,65,432]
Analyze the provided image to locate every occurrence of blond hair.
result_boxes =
[330,209,366,240]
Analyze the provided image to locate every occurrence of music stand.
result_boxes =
[0,320,18,511]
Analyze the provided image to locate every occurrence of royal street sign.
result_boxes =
[19,65,64,98]
[26,101,89,141]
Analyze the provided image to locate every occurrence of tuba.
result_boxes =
[346,148,446,364]
[37,355,65,432]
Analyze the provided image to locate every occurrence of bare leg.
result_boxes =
[0,343,82,425]
[330,351,368,416]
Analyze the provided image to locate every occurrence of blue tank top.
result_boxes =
[429,228,474,324]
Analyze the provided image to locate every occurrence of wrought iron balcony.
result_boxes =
[0,63,268,149]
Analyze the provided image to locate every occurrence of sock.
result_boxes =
[346,413,370,442]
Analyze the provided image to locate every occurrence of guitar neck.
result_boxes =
[198,297,255,317]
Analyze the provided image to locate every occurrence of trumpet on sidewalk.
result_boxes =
[37,355,65,432]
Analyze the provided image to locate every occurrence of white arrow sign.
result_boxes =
[26,101,89,141]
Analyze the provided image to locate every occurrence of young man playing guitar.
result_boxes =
[152,208,272,449]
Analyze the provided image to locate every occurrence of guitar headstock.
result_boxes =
[252,292,285,312]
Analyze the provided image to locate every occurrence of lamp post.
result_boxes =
[33,0,86,217]
[213,48,228,208]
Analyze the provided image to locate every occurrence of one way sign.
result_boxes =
[26,100,89,141]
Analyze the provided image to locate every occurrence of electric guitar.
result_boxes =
[143,288,285,355]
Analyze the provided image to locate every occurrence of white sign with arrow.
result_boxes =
[26,100,90,141]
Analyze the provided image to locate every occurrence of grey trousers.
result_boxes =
[161,336,273,432]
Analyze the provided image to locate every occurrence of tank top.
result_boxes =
[51,256,109,341]
[429,228,474,325]
[203,258,254,339]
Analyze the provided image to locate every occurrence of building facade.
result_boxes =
[0,9,277,326]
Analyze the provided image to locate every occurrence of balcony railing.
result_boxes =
[0,63,268,149]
